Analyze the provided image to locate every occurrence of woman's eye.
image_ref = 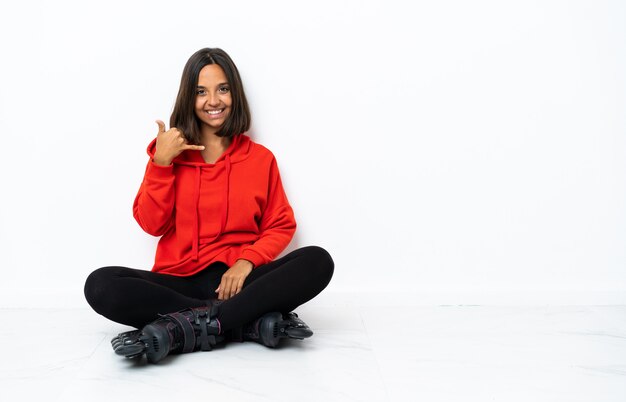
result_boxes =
[219,86,230,93]
[196,89,206,95]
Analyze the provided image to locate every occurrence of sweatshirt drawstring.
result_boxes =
[191,165,201,261]
[192,154,232,261]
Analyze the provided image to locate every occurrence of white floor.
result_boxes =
[1,302,625,401]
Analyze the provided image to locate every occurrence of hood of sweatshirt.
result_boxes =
[146,134,253,261]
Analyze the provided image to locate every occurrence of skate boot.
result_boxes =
[111,302,223,363]
[232,311,314,348]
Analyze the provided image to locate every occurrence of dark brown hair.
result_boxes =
[170,48,251,144]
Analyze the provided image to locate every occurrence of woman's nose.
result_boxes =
[207,93,219,106]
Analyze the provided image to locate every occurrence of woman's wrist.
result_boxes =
[236,259,254,269]
[152,156,172,166]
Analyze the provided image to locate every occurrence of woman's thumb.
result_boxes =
[155,120,166,133]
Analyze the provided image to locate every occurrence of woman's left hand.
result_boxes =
[216,259,254,300]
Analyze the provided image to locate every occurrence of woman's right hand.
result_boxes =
[152,120,205,166]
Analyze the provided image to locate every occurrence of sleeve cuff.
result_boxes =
[239,249,266,268]
[146,160,175,179]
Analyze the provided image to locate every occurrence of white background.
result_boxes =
[0,0,624,307]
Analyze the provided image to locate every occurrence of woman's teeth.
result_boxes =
[206,109,224,115]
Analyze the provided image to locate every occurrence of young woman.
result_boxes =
[84,48,334,364]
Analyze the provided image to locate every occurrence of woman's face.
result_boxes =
[194,64,232,134]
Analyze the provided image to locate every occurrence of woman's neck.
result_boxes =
[200,127,231,150]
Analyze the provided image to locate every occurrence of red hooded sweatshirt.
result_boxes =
[133,134,296,276]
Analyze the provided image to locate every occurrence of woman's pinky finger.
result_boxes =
[232,280,242,297]
[233,284,241,296]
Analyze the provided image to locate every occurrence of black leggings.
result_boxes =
[84,246,334,331]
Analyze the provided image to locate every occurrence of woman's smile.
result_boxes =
[204,108,225,118]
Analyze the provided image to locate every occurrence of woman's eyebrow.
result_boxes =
[196,82,229,88]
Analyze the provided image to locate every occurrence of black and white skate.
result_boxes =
[111,330,146,359]
[110,304,223,363]
[242,311,314,348]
